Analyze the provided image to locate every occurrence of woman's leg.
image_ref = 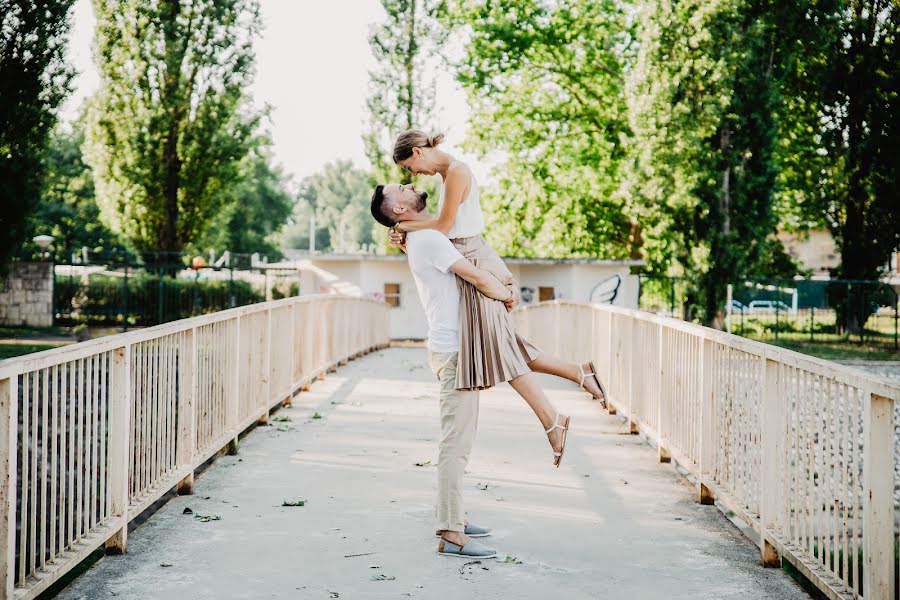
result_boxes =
[527,354,605,400]
[507,372,567,463]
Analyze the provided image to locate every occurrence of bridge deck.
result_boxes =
[56,347,809,600]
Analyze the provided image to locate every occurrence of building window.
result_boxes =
[384,283,401,307]
[539,286,555,302]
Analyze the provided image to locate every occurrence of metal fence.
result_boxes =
[639,276,900,352]
[730,279,899,351]
[51,251,297,329]
[0,294,391,599]
[515,300,900,600]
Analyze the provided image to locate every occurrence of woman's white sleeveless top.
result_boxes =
[443,173,485,239]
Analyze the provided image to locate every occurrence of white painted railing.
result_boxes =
[515,301,899,600]
[0,295,390,600]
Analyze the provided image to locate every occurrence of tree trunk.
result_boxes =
[161,119,181,253]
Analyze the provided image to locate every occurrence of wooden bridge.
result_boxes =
[0,296,896,599]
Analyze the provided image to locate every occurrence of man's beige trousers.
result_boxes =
[427,350,480,533]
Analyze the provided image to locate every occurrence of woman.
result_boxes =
[388,130,607,467]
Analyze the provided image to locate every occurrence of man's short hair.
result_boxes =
[370,185,396,228]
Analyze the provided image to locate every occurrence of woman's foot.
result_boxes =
[545,413,570,467]
[578,362,607,407]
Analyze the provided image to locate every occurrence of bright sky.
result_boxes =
[60,0,485,187]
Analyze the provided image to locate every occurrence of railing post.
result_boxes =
[862,392,895,598]
[283,302,295,407]
[228,316,241,455]
[697,338,716,505]
[759,358,782,566]
[626,317,638,434]
[606,312,616,415]
[258,309,272,425]
[0,373,18,599]
[176,329,196,495]
[657,325,670,462]
[105,345,131,554]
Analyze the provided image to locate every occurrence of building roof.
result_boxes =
[279,251,644,268]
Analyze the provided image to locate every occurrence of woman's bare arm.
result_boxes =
[394,163,470,236]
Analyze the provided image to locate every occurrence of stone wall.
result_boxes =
[0,262,54,327]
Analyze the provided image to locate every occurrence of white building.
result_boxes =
[275,253,643,340]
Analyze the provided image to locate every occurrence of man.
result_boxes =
[370,182,516,559]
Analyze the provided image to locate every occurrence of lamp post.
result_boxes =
[33,235,54,261]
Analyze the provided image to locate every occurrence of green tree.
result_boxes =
[446,0,634,259]
[0,0,75,266]
[279,160,375,253]
[26,117,121,256]
[626,0,806,326]
[193,136,292,257]
[85,0,262,254]
[364,0,445,186]
[779,0,899,332]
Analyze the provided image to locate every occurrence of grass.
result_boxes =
[0,343,63,360]
[0,325,70,338]
[746,338,900,362]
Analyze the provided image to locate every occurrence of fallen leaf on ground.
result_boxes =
[182,507,193,515]
[193,514,221,522]
[160,562,173,567]
[273,415,291,422]
[282,499,306,507]
[370,574,396,581]
[413,460,432,467]
[502,555,523,564]
[329,592,340,598]
[312,412,323,419]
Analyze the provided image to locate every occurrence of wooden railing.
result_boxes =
[515,301,899,600]
[0,295,390,600]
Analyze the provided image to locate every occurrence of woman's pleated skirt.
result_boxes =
[451,234,541,391]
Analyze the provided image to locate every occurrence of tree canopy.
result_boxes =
[85,0,262,254]
[0,0,75,266]
[279,160,375,254]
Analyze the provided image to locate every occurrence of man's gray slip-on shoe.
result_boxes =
[437,539,498,559]
[463,523,492,537]
[434,523,492,538]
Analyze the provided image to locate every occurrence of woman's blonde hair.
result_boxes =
[392,129,445,163]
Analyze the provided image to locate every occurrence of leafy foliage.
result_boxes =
[364,0,445,186]
[446,0,634,259]
[279,160,375,253]
[0,0,75,266]
[85,0,262,253]
[770,0,899,332]
[625,0,808,325]
[192,134,293,257]
[779,0,899,283]
[25,118,121,256]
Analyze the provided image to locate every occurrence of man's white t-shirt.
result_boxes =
[405,229,464,353]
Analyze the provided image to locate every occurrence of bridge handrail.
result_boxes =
[515,300,898,600]
[0,294,391,599]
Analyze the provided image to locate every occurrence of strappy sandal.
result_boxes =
[579,361,608,409]
[545,413,571,468]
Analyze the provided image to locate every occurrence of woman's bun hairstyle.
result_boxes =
[393,129,445,163]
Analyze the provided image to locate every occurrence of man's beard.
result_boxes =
[414,190,428,212]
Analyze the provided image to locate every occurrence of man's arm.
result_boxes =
[449,258,513,303]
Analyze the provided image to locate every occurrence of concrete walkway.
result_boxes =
[57,347,810,600]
